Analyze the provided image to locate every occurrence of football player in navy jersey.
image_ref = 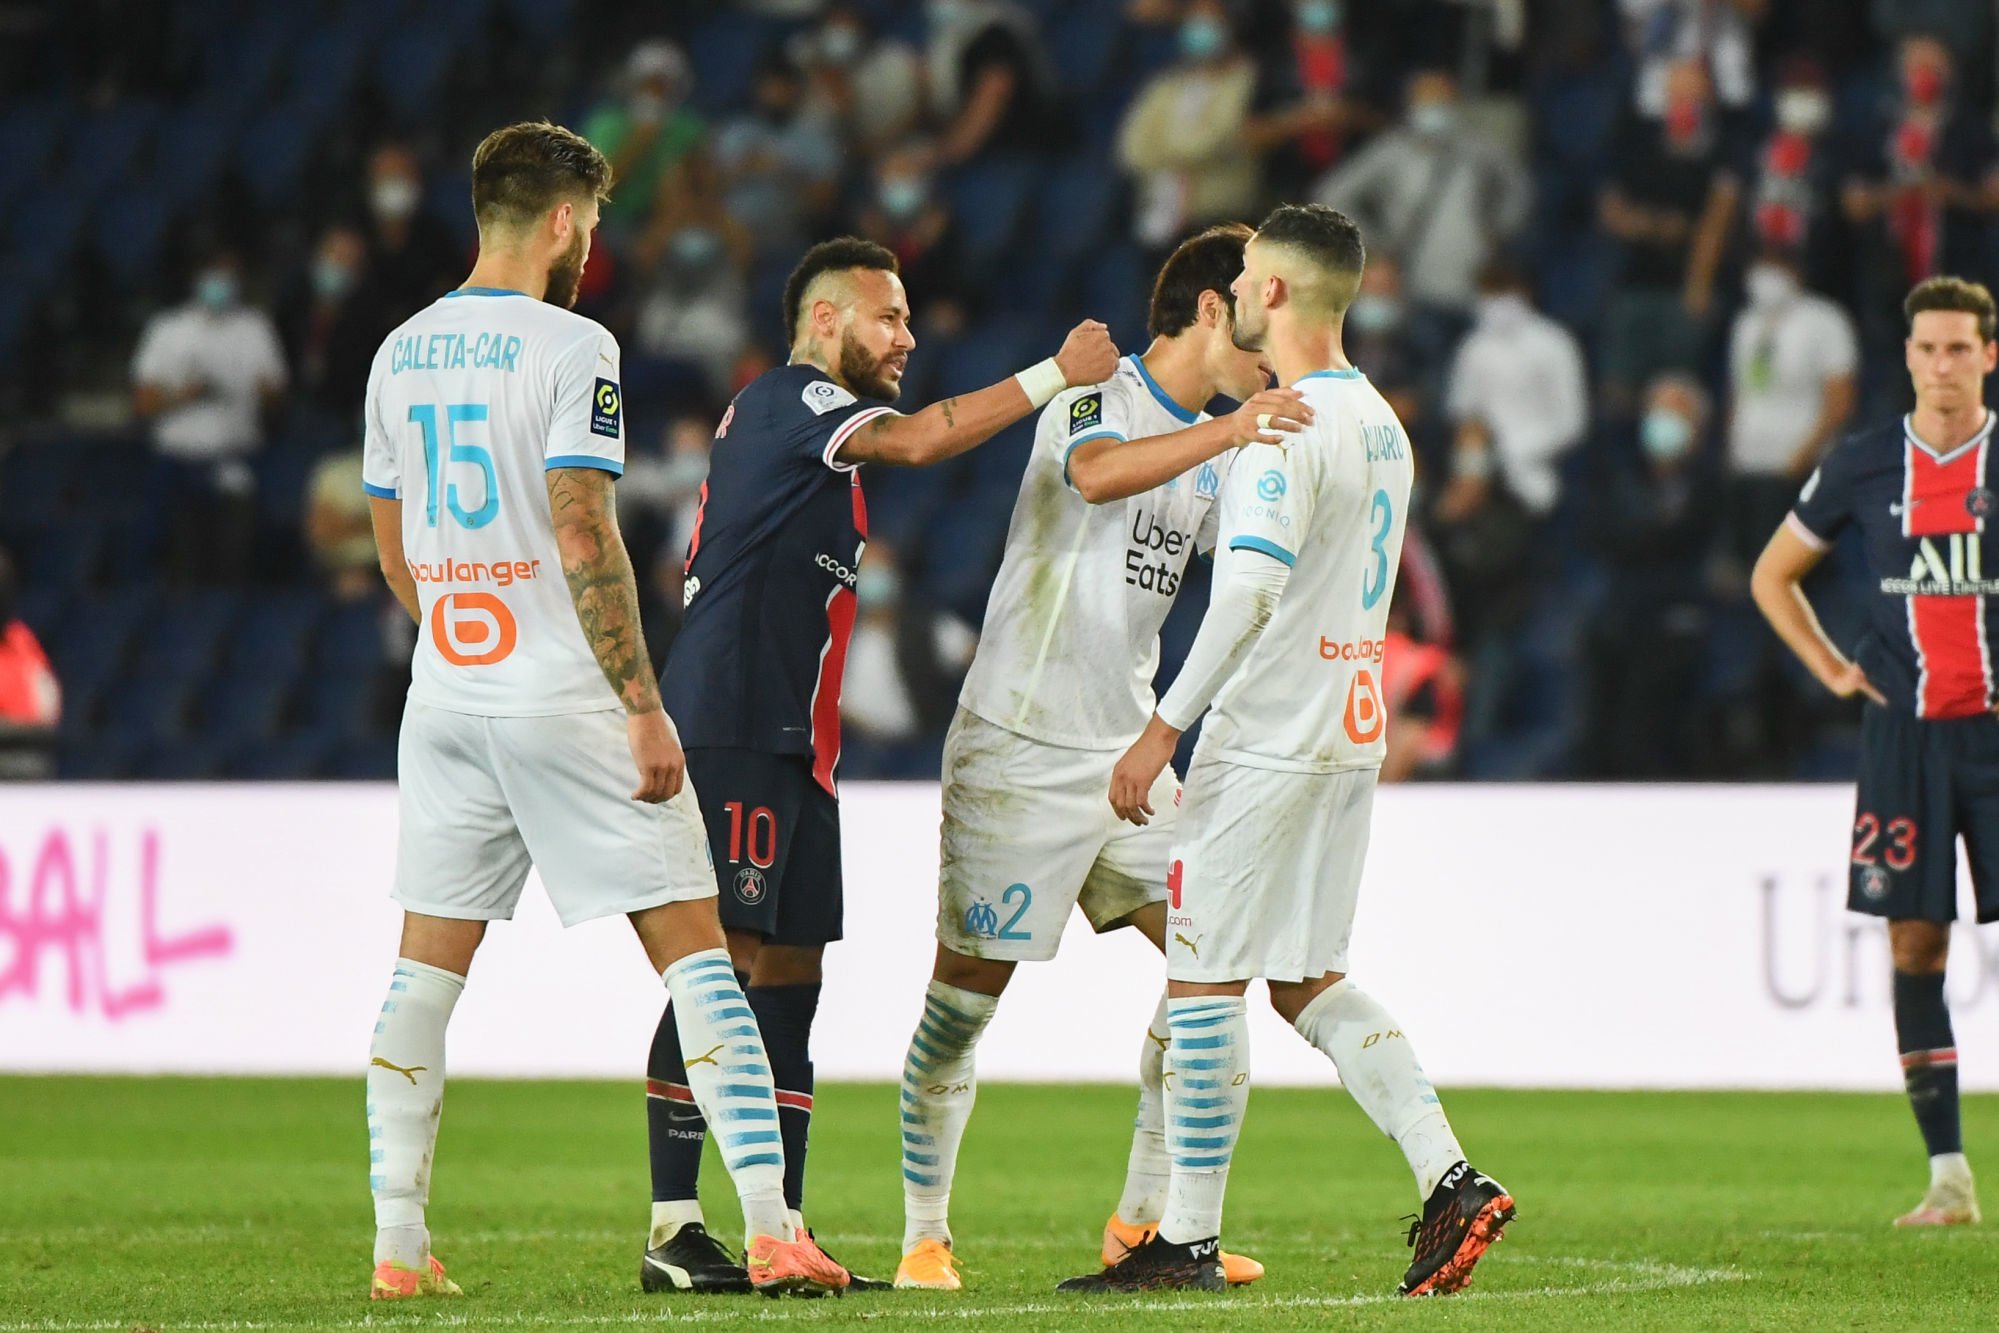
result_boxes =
[636,236,1119,1292]
[1754,276,1999,1228]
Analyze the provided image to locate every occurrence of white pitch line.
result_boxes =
[0,1255,1744,1331]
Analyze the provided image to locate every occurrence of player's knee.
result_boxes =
[931,943,1014,998]
[1269,972,1346,1026]
[1889,919,1950,974]
[749,943,824,986]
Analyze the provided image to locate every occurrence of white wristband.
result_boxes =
[1015,357,1068,409]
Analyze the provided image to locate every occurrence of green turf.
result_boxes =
[2,1078,1995,1330]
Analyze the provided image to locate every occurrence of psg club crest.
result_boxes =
[1859,865,1890,902]
[733,866,767,905]
[1967,487,1996,520]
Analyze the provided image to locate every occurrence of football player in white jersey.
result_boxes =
[358,122,845,1301]
[891,224,1314,1291]
[1061,206,1515,1299]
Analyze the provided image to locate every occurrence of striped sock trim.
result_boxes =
[1903,1048,1959,1069]
[645,1079,696,1103]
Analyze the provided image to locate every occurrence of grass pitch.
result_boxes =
[2,1078,1995,1330]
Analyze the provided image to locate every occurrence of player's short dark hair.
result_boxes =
[1255,203,1366,314]
[1906,275,1997,343]
[782,236,900,338]
[1148,222,1253,339]
[470,121,612,233]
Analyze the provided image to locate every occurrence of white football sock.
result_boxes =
[648,1200,705,1249]
[899,981,999,1250]
[1932,1151,1973,1188]
[1293,979,1465,1197]
[1116,992,1172,1226]
[1158,997,1250,1245]
[367,958,463,1268]
[660,949,790,1245]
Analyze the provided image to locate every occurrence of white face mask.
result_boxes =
[1745,263,1798,308]
[372,177,420,221]
[1409,101,1455,138]
[1774,89,1831,136]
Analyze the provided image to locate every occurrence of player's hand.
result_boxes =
[1823,661,1887,707]
[1110,717,1180,826]
[1054,320,1119,388]
[627,709,686,803]
[1229,388,1313,447]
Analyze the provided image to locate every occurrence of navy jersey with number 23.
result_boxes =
[661,364,898,793]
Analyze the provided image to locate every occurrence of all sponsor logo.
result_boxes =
[1879,534,1999,595]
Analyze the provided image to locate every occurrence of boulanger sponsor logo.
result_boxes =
[1342,668,1384,744]
[1319,635,1387,664]
[406,557,544,587]
[1879,534,1999,595]
[1126,507,1193,596]
[733,866,767,905]
[816,552,859,587]
[430,592,517,666]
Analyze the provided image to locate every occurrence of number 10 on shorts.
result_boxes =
[725,802,776,868]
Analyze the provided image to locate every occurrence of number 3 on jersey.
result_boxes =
[1361,488,1392,609]
[409,403,498,528]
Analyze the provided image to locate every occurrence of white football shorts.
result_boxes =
[1165,752,1378,983]
[392,701,717,928]
[935,707,1178,963]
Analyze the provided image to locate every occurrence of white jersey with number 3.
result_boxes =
[362,288,626,717]
[1200,368,1412,772]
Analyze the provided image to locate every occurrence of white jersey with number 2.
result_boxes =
[1199,367,1412,772]
[362,288,626,717]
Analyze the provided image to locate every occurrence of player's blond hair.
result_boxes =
[1906,276,1997,343]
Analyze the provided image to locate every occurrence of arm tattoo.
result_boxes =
[941,397,957,428]
[548,467,662,715]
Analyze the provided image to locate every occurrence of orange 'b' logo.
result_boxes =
[431,592,517,666]
[1343,669,1384,744]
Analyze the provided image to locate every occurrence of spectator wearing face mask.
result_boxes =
[1843,34,1999,388]
[1598,58,1742,412]
[796,4,925,154]
[1115,0,1260,259]
[1747,58,1844,291]
[1444,259,1590,520]
[632,152,756,404]
[358,144,460,309]
[1621,0,1762,117]
[1427,422,1534,748]
[1581,373,1720,778]
[131,250,287,585]
[1722,245,1857,566]
[839,540,979,776]
[581,41,705,241]
[1313,68,1532,327]
[281,224,377,420]
[1245,0,1376,204]
[855,145,973,336]
[1343,251,1429,441]
[713,51,843,259]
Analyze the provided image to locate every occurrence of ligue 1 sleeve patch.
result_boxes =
[802,379,858,414]
[1068,392,1103,434]
[590,378,622,438]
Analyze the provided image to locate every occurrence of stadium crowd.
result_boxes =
[0,0,1994,781]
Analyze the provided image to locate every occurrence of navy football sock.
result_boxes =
[746,982,821,1212]
[645,968,751,1203]
[1894,969,1962,1158]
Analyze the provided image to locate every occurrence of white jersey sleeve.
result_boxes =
[362,354,398,498]
[1044,375,1141,489]
[1221,442,1314,567]
[545,329,625,473]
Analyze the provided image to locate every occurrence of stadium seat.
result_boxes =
[947,159,1036,271]
[148,99,240,211]
[236,101,323,209]
[375,22,460,123]
[1046,4,1124,92]
[92,183,177,284]
[1035,155,1124,265]
[0,100,66,213]
[60,103,159,204]
[686,13,798,115]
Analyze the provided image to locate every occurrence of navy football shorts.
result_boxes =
[684,747,844,945]
[1850,704,1999,924]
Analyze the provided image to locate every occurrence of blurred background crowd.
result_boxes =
[0,0,1991,782]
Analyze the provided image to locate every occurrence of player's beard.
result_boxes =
[1230,303,1268,353]
[544,228,588,310]
[838,326,903,402]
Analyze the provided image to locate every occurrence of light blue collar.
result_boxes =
[1130,354,1198,424]
[446,286,527,299]
[1292,367,1364,384]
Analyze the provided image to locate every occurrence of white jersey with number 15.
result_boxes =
[1197,368,1412,773]
[362,288,626,718]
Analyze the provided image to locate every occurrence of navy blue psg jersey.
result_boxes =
[1791,412,1999,720]
[661,364,897,792]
